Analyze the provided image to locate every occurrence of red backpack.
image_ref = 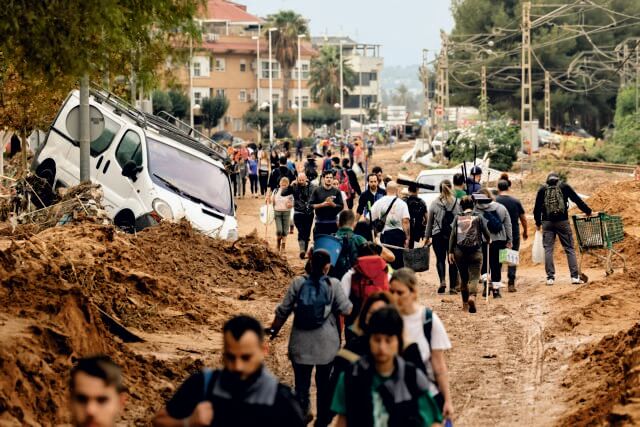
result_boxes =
[337,169,353,200]
[350,255,389,300]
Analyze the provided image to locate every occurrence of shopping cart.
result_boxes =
[572,213,627,275]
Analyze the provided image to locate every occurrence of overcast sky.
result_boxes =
[237,0,455,67]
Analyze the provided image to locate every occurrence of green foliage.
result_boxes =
[449,119,521,171]
[152,90,173,115]
[200,96,229,133]
[274,113,294,139]
[614,86,637,125]
[308,45,357,106]
[302,106,340,133]
[168,90,190,119]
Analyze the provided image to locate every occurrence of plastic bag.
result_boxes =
[259,204,274,225]
[499,248,520,266]
[352,162,364,177]
[532,230,544,265]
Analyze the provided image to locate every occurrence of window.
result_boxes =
[302,96,310,108]
[90,116,121,156]
[115,130,143,169]
[194,92,202,105]
[261,60,280,79]
[239,90,247,102]
[292,61,310,80]
[215,58,226,72]
[215,89,225,98]
[192,62,201,77]
[240,60,247,72]
[233,118,244,132]
[272,93,279,109]
[370,72,378,81]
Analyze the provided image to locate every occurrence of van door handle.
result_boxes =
[96,156,103,170]
[103,160,111,174]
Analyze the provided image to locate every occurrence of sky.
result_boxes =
[236,0,455,67]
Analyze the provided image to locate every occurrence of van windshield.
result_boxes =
[147,138,233,216]
[417,174,450,193]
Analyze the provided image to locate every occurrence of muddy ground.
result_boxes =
[0,143,638,426]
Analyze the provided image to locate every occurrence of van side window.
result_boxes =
[115,131,143,168]
[91,116,120,156]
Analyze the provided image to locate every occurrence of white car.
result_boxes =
[415,168,459,207]
[32,88,238,240]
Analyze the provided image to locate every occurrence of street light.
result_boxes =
[252,31,261,142]
[297,34,305,139]
[268,27,278,145]
[339,39,344,136]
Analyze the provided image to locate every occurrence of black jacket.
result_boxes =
[283,183,316,215]
[533,180,591,226]
[268,166,296,191]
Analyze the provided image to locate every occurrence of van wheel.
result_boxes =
[114,210,136,234]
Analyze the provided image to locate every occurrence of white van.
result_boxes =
[32,88,238,240]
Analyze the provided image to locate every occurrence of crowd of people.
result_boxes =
[69,139,593,426]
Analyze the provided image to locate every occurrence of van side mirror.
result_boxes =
[122,160,142,181]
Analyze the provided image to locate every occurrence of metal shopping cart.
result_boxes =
[572,213,627,275]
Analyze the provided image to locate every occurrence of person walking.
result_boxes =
[284,173,316,259]
[310,170,344,239]
[228,160,239,198]
[295,138,304,162]
[354,141,365,173]
[466,166,482,195]
[425,180,460,294]
[474,189,512,298]
[332,210,368,280]
[248,152,259,197]
[389,268,453,419]
[153,315,305,427]
[268,250,353,427]
[495,177,528,292]
[533,172,592,285]
[237,155,248,198]
[269,177,294,255]
[370,181,411,270]
[258,150,270,196]
[356,173,386,222]
[339,158,362,210]
[331,306,443,427]
[448,196,490,313]
[304,154,319,183]
[268,156,297,192]
[452,172,466,198]
[405,183,428,249]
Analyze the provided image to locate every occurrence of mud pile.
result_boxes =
[0,220,293,424]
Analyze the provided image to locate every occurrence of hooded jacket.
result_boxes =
[533,174,592,225]
[426,197,461,238]
[474,201,513,243]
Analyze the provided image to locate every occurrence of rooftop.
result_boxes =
[198,0,262,24]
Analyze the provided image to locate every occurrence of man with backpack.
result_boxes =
[153,315,305,427]
[448,196,491,313]
[533,172,592,285]
[268,156,296,192]
[268,250,353,427]
[332,210,368,280]
[370,181,411,270]
[496,177,528,292]
[474,189,512,298]
[405,183,428,249]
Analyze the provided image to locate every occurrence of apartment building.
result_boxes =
[168,0,317,141]
[311,36,384,126]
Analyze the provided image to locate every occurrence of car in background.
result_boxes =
[538,129,561,148]
[415,168,458,206]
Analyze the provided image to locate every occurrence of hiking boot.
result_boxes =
[493,289,502,298]
[299,251,306,259]
[449,288,458,295]
[571,277,585,285]
[437,285,446,294]
[546,278,555,286]
[468,298,477,313]
[508,284,517,293]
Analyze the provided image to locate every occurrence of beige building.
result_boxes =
[168,0,317,141]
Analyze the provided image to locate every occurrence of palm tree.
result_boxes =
[308,45,356,106]
[264,11,309,113]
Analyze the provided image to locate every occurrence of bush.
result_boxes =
[448,119,520,171]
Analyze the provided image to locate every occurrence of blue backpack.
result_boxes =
[294,276,332,330]
[483,210,503,234]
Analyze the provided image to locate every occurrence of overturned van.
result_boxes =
[32,87,238,240]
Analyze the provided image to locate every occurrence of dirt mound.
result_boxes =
[559,320,640,426]
[0,219,293,424]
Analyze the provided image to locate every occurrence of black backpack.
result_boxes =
[483,210,503,234]
[332,234,358,280]
[544,184,566,217]
[456,214,482,249]
[439,199,457,238]
[407,197,427,239]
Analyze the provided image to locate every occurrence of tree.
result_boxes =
[302,106,340,136]
[0,0,202,179]
[308,45,356,106]
[168,90,190,119]
[152,90,173,116]
[200,96,230,135]
[264,11,309,113]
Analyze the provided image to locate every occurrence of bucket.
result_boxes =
[314,235,343,266]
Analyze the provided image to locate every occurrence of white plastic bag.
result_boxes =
[532,230,544,265]
[259,204,274,225]
[352,162,364,177]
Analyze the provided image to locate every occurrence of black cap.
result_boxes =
[470,166,482,176]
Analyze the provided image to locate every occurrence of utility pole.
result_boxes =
[623,43,630,88]
[440,30,450,129]
[434,52,442,137]
[544,71,551,131]
[480,65,487,123]
[420,49,431,135]
[636,43,639,114]
[521,1,533,162]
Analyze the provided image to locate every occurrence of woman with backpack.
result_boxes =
[425,179,461,294]
[389,268,453,419]
[268,250,353,427]
[448,196,491,313]
[268,177,294,255]
[473,189,513,298]
[331,306,443,427]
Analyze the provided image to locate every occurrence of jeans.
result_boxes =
[249,174,258,194]
[507,237,521,284]
[454,247,483,301]
[292,362,333,427]
[258,170,269,195]
[294,213,314,252]
[296,149,303,162]
[432,233,458,290]
[274,210,291,237]
[543,220,579,279]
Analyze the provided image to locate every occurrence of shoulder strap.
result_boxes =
[202,368,215,400]
[381,197,398,221]
[423,308,433,350]
[403,362,421,400]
